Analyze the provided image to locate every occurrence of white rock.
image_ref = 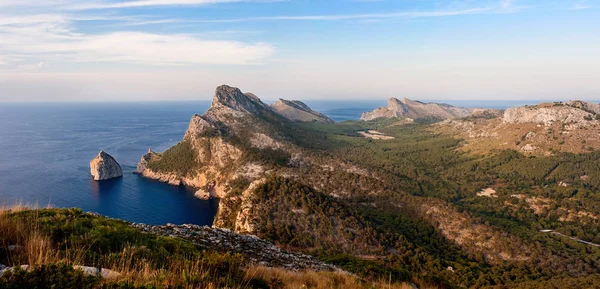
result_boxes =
[90,151,123,181]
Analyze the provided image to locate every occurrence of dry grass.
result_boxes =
[0,205,434,289]
[245,266,441,289]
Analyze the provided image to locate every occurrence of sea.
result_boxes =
[0,99,539,226]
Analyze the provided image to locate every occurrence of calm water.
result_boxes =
[0,102,218,225]
[0,99,530,225]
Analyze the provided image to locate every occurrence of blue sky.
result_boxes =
[0,0,598,102]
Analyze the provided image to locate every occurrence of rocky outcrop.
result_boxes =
[136,149,157,174]
[503,101,600,125]
[361,97,472,121]
[130,222,336,271]
[137,85,300,227]
[210,85,271,115]
[0,264,120,279]
[90,151,123,181]
[470,108,504,118]
[271,99,335,124]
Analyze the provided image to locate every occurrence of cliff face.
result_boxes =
[271,99,335,124]
[90,151,123,181]
[361,97,472,121]
[136,85,386,256]
[137,85,281,198]
[435,100,600,155]
[503,101,600,125]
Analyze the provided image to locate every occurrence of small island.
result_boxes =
[90,151,123,181]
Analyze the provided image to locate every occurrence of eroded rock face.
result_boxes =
[503,101,600,125]
[90,151,123,181]
[361,97,472,121]
[136,149,157,174]
[211,85,271,114]
[136,84,291,203]
[271,99,335,124]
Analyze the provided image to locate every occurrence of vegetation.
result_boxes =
[0,205,427,289]
[263,120,600,288]
[141,107,600,288]
[147,140,198,175]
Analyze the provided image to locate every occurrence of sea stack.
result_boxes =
[90,151,123,181]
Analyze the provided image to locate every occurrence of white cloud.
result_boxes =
[571,0,592,10]
[194,8,494,22]
[0,13,275,66]
[501,0,514,9]
[64,0,285,10]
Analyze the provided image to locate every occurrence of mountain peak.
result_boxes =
[362,97,471,121]
[271,99,335,124]
[211,85,270,114]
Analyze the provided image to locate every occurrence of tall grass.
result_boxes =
[0,206,433,289]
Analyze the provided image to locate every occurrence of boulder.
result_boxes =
[194,189,211,200]
[90,151,123,181]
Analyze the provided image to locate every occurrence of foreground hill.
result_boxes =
[0,207,425,289]
[133,86,600,288]
[360,97,475,121]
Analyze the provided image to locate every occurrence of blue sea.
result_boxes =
[0,99,534,225]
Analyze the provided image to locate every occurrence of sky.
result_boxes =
[0,0,599,102]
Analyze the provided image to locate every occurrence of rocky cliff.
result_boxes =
[136,85,388,257]
[271,99,335,124]
[435,100,600,155]
[361,97,472,121]
[137,84,297,223]
[90,151,123,181]
[503,101,600,125]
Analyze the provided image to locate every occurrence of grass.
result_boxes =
[0,205,435,289]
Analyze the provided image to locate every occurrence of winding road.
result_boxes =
[540,230,600,247]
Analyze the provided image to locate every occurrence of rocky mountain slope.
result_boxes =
[436,100,600,155]
[135,87,600,287]
[361,97,473,121]
[503,101,600,125]
[271,99,335,124]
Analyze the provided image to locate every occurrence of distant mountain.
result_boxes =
[360,97,473,121]
[436,100,600,155]
[271,99,335,124]
[503,100,600,125]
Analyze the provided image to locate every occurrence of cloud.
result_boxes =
[501,0,514,9]
[0,13,275,66]
[193,8,493,22]
[571,1,592,10]
[64,0,285,10]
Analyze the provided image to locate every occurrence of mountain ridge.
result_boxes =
[361,97,474,121]
[271,98,335,124]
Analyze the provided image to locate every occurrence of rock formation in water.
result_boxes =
[271,99,335,124]
[361,97,472,121]
[90,151,123,181]
[503,101,600,125]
